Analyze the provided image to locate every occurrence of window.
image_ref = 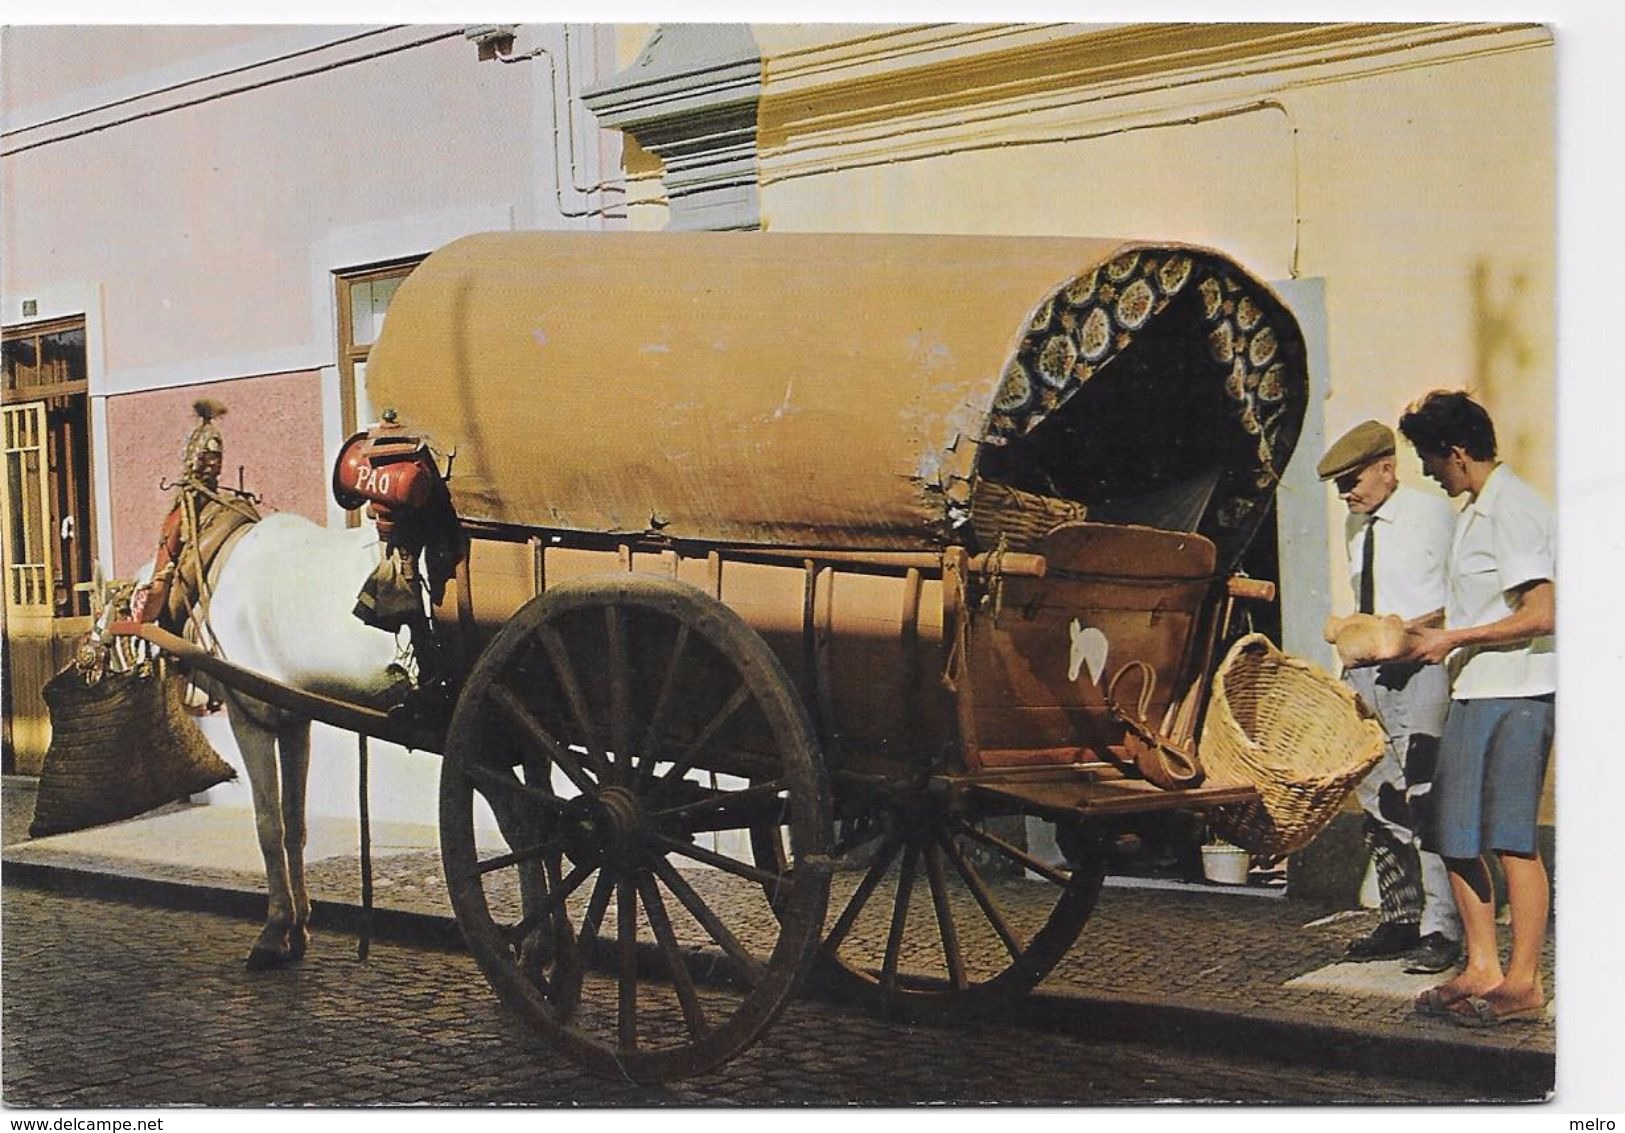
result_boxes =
[1,319,94,617]
[2,323,87,395]
[336,260,420,442]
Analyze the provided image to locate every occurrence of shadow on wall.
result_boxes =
[1471,259,1538,476]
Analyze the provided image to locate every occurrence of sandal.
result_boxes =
[1413,986,1468,1017]
[1449,995,1546,1028]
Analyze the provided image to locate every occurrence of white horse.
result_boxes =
[160,512,405,969]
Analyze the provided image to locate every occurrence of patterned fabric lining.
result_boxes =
[985,248,1305,547]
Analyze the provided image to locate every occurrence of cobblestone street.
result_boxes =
[2,886,1488,1107]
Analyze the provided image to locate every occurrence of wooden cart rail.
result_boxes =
[461,517,1049,580]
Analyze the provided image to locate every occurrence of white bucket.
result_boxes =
[1201,842,1250,885]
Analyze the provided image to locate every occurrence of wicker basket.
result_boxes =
[30,662,236,838]
[1197,633,1385,856]
[969,480,1088,551]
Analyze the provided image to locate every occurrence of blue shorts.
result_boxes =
[1427,696,1554,859]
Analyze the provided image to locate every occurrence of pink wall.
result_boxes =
[105,370,327,578]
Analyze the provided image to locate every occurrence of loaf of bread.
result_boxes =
[1322,612,1409,668]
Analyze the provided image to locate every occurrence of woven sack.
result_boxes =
[29,663,236,838]
[1197,633,1384,855]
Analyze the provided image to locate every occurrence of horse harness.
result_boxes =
[133,481,262,647]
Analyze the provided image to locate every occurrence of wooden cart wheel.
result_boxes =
[439,575,831,1082]
[754,789,1106,1021]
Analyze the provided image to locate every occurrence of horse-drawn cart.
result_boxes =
[128,231,1380,1081]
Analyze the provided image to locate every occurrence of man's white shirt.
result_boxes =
[1445,464,1556,699]
[1344,483,1454,622]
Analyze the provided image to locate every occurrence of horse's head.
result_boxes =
[69,575,147,683]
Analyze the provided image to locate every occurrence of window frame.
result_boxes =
[335,258,422,443]
[2,316,89,404]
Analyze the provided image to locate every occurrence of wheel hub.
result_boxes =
[561,786,649,866]
[597,786,645,848]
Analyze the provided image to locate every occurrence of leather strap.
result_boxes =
[1105,660,1206,790]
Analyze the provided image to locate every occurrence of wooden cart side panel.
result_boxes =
[441,535,958,776]
[443,525,1226,779]
[817,568,953,773]
[964,524,1219,771]
[965,580,1207,761]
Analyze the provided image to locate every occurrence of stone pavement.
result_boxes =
[0,885,1485,1106]
[0,775,1555,1098]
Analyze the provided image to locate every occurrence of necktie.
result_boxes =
[1359,517,1376,615]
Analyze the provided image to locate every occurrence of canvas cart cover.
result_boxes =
[365,232,1307,567]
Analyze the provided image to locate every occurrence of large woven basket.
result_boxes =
[969,480,1088,552]
[30,662,237,838]
[1198,633,1385,855]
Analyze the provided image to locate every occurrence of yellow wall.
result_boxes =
[1293,51,1555,496]
[749,23,1553,618]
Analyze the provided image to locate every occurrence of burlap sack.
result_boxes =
[29,663,236,837]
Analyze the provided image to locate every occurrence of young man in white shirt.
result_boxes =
[1400,391,1555,1027]
[1318,420,1461,973]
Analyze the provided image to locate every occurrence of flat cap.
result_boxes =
[1317,420,1395,480]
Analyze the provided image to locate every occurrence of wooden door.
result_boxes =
[3,321,96,773]
[4,402,59,769]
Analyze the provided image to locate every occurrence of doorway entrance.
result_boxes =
[2,319,95,772]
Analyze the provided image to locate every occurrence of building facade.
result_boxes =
[2,23,1554,835]
[2,25,628,811]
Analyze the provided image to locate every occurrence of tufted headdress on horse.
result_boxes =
[181,398,228,484]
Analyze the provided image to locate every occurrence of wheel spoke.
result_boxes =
[513,853,566,1000]
[487,685,596,797]
[541,853,569,998]
[458,757,571,813]
[954,818,1073,887]
[940,830,1025,961]
[661,683,752,784]
[577,868,615,958]
[637,871,709,1040]
[538,623,615,783]
[605,605,633,784]
[650,857,767,988]
[506,858,596,944]
[880,841,920,999]
[519,740,553,806]
[651,833,786,891]
[823,834,902,953]
[924,840,967,991]
[475,835,567,877]
[617,875,638,1053]
[651,779,786,831]
[636,623,690,782]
